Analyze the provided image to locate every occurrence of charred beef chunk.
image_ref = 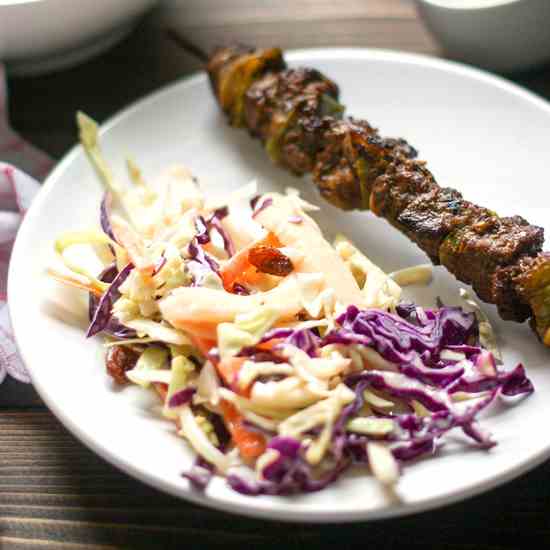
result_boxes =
[208,46,286,125]
[244,67,340,174]
[277,69,341,174]
[312,120,396,209]
[369,158,437,230]
[514,252,550,344]
[378,137,418,160]
[440,215,544,302]
[360,133,418,198]
[313,118,377,210]
[207,44,254,103]
[397,188,488,263]
[491,262,533,322]
[313,121,419,211]
[243,71,280,139]
[278,114,328,174]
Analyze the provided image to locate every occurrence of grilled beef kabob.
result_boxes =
[205,45,550,347]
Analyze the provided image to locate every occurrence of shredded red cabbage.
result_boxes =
[210,220,235,258]
[323,306,478,384]
[258,327,321,357]
[87,264,135,339]
[213,206,229,220]
[193,208,235,258]
[167,387,196,408]
[187,210,237,286]
[450,363,533,396]
[188,240,219,271]
[251,196,273,218]
[182,458,214,490]
[100,192,116,241]
[183,302,534,496]
[231,282,250,295]
[250,195,261,211]
[194,216,210,245]
[227,436,348,495]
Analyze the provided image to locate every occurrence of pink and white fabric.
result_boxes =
[0,64,54,384]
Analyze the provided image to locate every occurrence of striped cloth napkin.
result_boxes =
[0,64,54,384]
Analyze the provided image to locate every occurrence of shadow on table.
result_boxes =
[0,376,42,407]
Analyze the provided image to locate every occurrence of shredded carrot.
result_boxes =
[220,249,250,291]
[215,356,245,387]
[189,334,216,358]
[47,268,104,297]
[241,265,265,287]
[153,382,168,402]
[220,231,281,291]
[111,216,154,274]
[220,400,266,460]
[181,322,218,342]
[256,338,283,351]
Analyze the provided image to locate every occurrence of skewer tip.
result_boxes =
[165,29,209,63]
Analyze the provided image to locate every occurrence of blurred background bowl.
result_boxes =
[414,0,550,73]
[0,0,158,76]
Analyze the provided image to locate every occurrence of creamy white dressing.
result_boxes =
[368,370,455,412]
[389,264,433,287]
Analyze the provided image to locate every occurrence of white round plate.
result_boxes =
[9,49,550,522]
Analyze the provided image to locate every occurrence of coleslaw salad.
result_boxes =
[48,112,534,496]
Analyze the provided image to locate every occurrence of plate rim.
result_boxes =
[9,47,550,523]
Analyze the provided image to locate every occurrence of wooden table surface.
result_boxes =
[3,1,550,548]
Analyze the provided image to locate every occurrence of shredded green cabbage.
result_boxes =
[124,318,192,346]
[178,406,230,473]
[217,306,280,360]
[367,442,399,486]
[278,384,355,465]
[346,417,395,436]
[334,234,402,309]
[77,112,139,227]
[163,355,196,419]
[126,347,170,388]
[54,230,117,293]
[459,289,502,364]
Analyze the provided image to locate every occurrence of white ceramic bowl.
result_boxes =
[0,0,158,76]
[415,0,550,73]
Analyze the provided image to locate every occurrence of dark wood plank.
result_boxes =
[0,411,549,549]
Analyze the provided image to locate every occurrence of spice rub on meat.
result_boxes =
[206,44,550,346]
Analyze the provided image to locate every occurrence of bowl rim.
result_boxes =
[0,0,45,6]
[416,0,521,11]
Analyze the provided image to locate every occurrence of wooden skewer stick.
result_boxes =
[165,29,209,63]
